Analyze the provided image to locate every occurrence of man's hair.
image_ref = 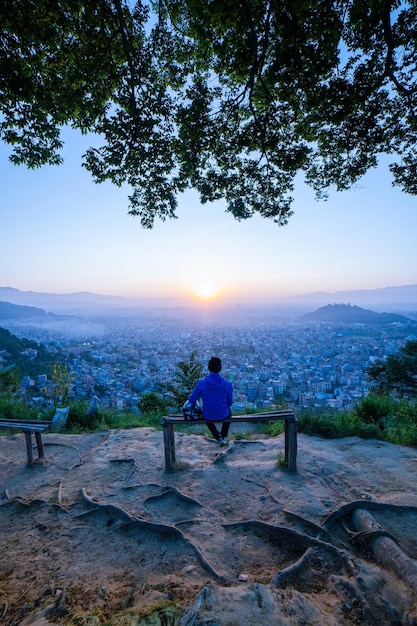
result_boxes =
[208,357,222,373]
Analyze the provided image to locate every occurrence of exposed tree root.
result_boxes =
[222,501,417,610]
[223,520,353,576]
[15,574,38,603]
[17,589,67,626]
[0,489,10,503]
[143,485,202,507]
[9,496,71,515]
[57,478,64,506]
[179,586,211,626]
[270,546,318,587]
[283,508,334,542]
[81,488,226,583]
[0,603,7,620]
[348,528,398,543]
[175,519,199,527]
[243,478,281,504]
[81,487,142,522]
[277,501,417,602]
[330,575,382,626]
[322,500,417,532]
[352,508,417,595]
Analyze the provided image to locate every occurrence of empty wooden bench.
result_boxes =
[162,410,298,472]
[0,407,70,466]
[0,419,52,466]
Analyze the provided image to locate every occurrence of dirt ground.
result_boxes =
[1,425,417,625]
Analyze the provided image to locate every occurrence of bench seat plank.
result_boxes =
[0,421,50,432]
[0,418,52,425]
[163,410,296,424]
[162,411,298,472]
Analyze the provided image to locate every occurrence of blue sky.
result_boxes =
[1,127,416,305]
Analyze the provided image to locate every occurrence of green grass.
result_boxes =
[297,408,359,439]
[0,397,39,421]
[291,396,417,447]
[2,394,417,449]
[63,403,164,433]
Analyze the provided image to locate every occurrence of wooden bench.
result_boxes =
[0,407,70,466]
[162,410,298,472]
[0,419,52,466]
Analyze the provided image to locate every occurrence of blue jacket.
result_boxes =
[188,372,233,421]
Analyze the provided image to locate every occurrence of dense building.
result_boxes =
[3,311,415,413]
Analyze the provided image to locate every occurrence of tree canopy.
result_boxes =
[1,0,416,227]
[367,340,417,397]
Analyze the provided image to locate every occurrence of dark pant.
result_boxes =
[206,420,230,440]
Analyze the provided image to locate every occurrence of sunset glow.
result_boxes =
[194,283,217,300]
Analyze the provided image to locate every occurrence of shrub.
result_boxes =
[367,339,417,397]
[353,395,417,444]
[264,421,285,437]
[66,401,151,432]
[356,421,384,440]
[137,392,169,416]
[65,400,95,430]
[383,399,417,446]
[297,408,358,439]
[353,394,394,430]
[0,396,39,421]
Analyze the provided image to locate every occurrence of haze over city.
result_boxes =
[1,128,417,308]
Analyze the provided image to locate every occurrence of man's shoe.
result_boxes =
[218,437,227,447]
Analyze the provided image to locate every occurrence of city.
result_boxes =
[3,308,416,414]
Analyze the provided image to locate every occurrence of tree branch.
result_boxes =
[113,0,140,130]
[381,0,416,101]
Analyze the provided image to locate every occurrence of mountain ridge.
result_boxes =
[1,284,416,314]
[290,284,417,310]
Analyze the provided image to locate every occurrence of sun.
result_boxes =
[194,283,217,300]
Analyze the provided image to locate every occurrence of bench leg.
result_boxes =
[35,432,45,460]
[284,420,289,466]
[24,432,34,466]
[163,423,176,471]
[286,420,297,472]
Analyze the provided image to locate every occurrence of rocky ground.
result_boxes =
[1,426,417,625]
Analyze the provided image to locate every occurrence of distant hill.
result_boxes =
[0,287,133,314]
[292,284,417,311]
[0,300,47,319]
[303,303,414,324]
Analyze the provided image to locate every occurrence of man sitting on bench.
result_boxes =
[187,356,233,447]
